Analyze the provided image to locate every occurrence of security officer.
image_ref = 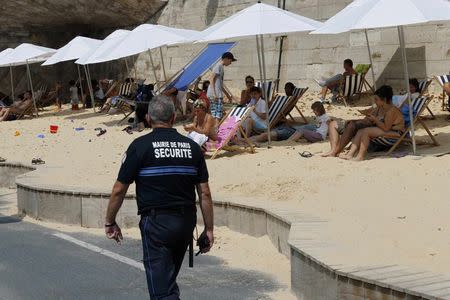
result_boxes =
[105,95,214,300]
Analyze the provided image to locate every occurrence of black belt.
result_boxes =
[141,206,195,217]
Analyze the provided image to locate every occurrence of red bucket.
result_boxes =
[50,125,58,134]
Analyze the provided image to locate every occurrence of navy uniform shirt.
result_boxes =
[117,128,209,215]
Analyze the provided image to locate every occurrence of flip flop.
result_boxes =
[299,151,313,158]
[94,127,102,131]
[0,157,6,163]
[122,126,133,135]
[97,129,107,137]
[31,158,45,165]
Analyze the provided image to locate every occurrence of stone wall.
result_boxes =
[131,0,450,94]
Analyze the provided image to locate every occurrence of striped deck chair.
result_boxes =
[336,74,364,106]
[116,82,137,119]
[256,81,275,101]
[286,87,309,123]
[268,95,292,129]
[433,74,450,111]
[417,79,434,118]
[371,96,439,154]
[205,106,254,159]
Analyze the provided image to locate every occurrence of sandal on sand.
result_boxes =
[299,151,313,158]
[31,158,45,165]
[97,129,107,137]
[122,126,133,135]
[0,157,6,163]
[94,127,102,131]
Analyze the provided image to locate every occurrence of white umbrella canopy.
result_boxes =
[42,36,102,66]
[194,1,323,146]
[0,43,56,66]
[0,48,14,60]
[75,29,131,65]
[312,0,450,34]
[95,24,199,63]
[195,2,323,43]
[311,0,450,155]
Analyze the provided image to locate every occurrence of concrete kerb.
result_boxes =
[1,162,445,300]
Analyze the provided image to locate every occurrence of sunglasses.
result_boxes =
[246,81,254,84]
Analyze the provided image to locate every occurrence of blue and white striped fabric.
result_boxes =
[268,95,289,126]
[342,74,363,97]
[256,81,274,100]
[228,106,252,120]
[292,87,308,99]
[138,166,198,177]
[436,74,450,86]
[418,79,431,94]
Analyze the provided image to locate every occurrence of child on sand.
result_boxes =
[289,101,330,143]
[69,80,79,110]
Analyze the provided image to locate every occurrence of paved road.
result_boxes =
[0,191,284,300]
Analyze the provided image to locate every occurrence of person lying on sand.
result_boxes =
[184,99,217,147]
[0,91,33,121]
[288,101,330,143]
[251,102,329,145]
[340,85,405,161]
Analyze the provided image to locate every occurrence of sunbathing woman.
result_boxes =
[184,99,217,146]
[340,85,405,161]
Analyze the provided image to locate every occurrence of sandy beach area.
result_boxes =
[2,90,450,279]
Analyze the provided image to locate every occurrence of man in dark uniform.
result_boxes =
[105,95,214,300]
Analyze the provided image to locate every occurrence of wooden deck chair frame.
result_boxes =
[356,64,374,94]
[286,87,309,124]
[209,106,255,160]
[433,74,450,111]
[336,74,364,107]
[373,96,439,155]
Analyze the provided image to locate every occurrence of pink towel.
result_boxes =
[205,116,240,151]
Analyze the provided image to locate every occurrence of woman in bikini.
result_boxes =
[340,85,405,161]
[184,99,217,146]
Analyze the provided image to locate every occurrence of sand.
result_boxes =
[1,91,450,280]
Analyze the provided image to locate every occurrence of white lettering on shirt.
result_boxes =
[153,141,192,159]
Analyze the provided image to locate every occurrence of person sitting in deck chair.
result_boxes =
[0,91,33,121]
[317,58,356,103]
[244,86,267,137]
[184,99,217,147]
[240,75,255,106]
[100,78,134,113]
[392,78,420,108]
[340,85,404,161]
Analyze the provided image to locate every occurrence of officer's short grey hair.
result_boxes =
[148,95,175,125]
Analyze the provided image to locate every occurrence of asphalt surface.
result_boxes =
[0,190,284,300]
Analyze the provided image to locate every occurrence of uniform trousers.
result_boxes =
[139,207,196,300]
